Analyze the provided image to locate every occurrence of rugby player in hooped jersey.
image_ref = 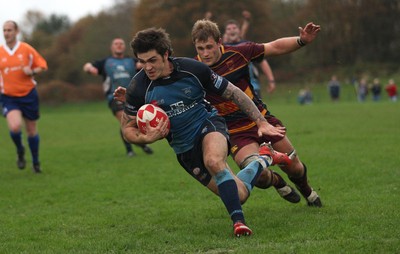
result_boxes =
[191,19,322,207]
[0,20,48,173]
[119,27,289,237]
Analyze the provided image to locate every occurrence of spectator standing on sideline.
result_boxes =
[370,78,382,102]
[0,20,47,173]
[119,27,288,236]
[83,38,153,157]
[328,75,340,102]
[357,78,368,102]
[298,87,313,105]
[191,19,322,207]
[385,79,398,102]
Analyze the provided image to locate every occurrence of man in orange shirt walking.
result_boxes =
[0,20,48,173]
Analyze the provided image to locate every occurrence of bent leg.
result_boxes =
[202,132,247,223]
[235,142,300,203]
[273,136,322,207]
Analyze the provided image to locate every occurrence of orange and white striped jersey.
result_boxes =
[0,41,47,97]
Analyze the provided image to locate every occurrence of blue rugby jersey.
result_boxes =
[92,57,137,102]
[124,57,229,154]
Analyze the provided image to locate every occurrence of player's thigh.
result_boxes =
[6,109,23,131]
[202,132,229,174]
[272,136,294,154]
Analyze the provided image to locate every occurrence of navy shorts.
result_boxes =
[177,115,230,186]
[1,88,40,120]
[229,114,285,157]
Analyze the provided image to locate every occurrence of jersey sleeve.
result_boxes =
[192,59,229,96]
[92,58,107,79]
[237,42,265,63]
[27,44,47,70]
[124,73,146,116]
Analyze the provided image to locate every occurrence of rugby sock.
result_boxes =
[237,160,264,192]
[28,135,40,165]
[272,171,288,189]
[119,130,133,153]
[214,169,245,224]
[289,163,312,197]
[10,131,24,153]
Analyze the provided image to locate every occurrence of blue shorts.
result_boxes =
[177,115,230,186]
[1,88,40,120]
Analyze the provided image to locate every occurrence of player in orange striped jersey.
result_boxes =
[0,20,47,173]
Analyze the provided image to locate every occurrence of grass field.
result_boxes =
[0,89,399,253]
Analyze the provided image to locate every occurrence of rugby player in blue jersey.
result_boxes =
[83,38,153,157]
[118,28,288,237]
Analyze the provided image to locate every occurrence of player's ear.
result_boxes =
[163,51,169,60]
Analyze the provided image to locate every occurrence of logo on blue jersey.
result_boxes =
[182,87,192,96]
[168,100,197,118]
[211,72,223,89]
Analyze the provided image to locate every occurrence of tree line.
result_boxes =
[20,0,400,88]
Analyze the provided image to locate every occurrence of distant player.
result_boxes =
[0,20,48,173]
[83,38,153,157]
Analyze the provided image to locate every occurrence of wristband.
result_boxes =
[297,37,306,47]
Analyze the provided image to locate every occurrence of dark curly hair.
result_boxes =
[130,27,173,58]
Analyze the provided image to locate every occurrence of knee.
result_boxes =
[204,156,224,174]
[26,127,38,137]
[239,193,249,204]
[281,158,304,178]
[9,124,21,133]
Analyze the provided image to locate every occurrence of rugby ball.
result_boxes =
[137,104,170,134]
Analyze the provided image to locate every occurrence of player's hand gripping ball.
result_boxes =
[136,104,170,135]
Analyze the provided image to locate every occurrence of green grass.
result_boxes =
[0,95,399,253]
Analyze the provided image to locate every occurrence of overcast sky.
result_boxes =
[0,0,116,45]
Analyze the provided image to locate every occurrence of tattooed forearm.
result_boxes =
[122,113,137,126]
[121,112,144,143]
[222,83,266,123]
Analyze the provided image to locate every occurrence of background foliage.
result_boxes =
[17,0,400,102]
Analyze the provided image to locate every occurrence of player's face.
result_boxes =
[194,36,222,66]
[3,22,18,45]
[137,50,169,80]
[111,39,126,56]
[224,23,241,43]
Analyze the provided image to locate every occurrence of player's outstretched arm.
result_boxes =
[83,62,99,75]
[264,22,321,57]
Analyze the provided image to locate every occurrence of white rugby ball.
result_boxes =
[136,104,170,134]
